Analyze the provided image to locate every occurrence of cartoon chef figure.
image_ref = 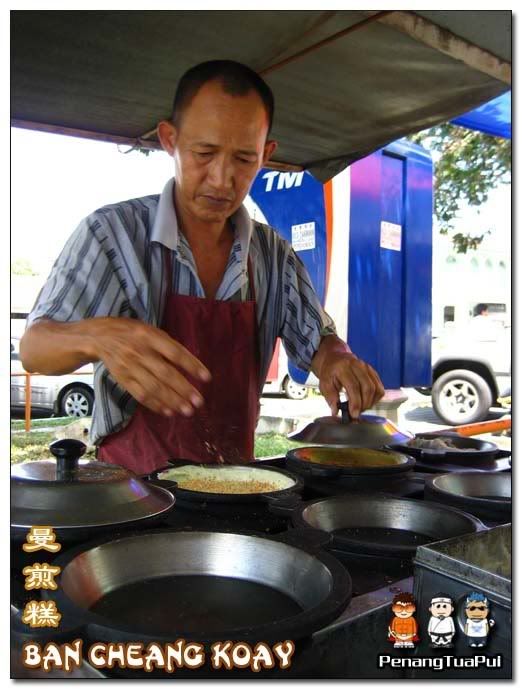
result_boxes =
[388,592,420,648]
[427,593,456,648]
[464,592,495,647]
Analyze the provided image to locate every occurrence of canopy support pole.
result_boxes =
[136,11,395,155]
[377,11,511,85]
[259,10,395,76]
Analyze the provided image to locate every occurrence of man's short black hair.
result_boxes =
[172,60,274,134]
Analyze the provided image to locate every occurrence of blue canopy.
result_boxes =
[451,91,511,139]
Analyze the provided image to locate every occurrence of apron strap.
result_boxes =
[164,247,173,300]
[247,255,256,302]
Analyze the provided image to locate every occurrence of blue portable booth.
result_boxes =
[249,139,434,390]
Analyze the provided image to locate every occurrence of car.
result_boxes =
[11,337,95,418]
[262,342,310,400]
[428,319,511,426]
[263,373,309,400]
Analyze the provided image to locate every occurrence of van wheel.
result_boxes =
[283,376,308,400]
[432,370,492,425]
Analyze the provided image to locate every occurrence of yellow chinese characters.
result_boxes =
[22,601,62,628]
[23,563,61,591]
[22,526,62,553]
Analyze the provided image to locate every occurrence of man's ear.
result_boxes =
[157,120,178,156]
[262,139,278,166]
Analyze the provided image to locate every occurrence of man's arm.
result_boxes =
[20,319,100,375]
[20,318,211,418]
[274,240,384,419]
[21,212,211,420]
[311,334,384,418]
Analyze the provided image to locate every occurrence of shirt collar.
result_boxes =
[151,177,254,264]
[151,177,179,250]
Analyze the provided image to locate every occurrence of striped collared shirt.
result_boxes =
[28,178,336,444]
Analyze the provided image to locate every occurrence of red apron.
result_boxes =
[98,251,260,475]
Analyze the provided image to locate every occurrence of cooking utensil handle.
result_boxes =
[49,439,87,480]
[427,418,511,437]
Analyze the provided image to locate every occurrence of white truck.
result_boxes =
[427,312,511,426]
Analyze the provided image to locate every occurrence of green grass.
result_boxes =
[11,416,92,464]
[11,416,80,431]
[10,427,299,464]
[254,433,301,458]
[11,431,58,464]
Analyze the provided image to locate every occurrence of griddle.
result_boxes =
[11,453,511,678]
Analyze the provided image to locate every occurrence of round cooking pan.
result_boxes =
[424,472,512,523]
[286,446,415,481]
[34,529,351,647]
[277,494,485,560]
[155,463,303,506]
[10,439,176,562]
[301,473,427,500]
[392,433,500,473]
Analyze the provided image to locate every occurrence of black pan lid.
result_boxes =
[11,439,175,529]
[289,403,413,448]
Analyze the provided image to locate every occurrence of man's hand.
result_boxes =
[93,318,211,417]
[20,317,211,418]
[311,335,384,418]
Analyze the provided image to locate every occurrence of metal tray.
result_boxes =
[412,525,511,678]
[414,523,511,598]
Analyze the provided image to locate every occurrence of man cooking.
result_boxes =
[20,60,384,475]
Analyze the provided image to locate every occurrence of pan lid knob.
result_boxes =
[337,400,352,424]
[49,439,86,481]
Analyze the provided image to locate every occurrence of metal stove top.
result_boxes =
[10,455,511,678]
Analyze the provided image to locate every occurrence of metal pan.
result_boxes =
[37,529,351,646]
[424,472,512,522]
[273,494,485,559]
[393,432,498,460]
[286,446,415,480]
[391,432,507,472]
[298,473,427,499]
[155,463,303,504]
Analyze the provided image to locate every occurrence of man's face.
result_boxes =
[465,601,489,620]
[429,600,453,618]
[392,601,416,618]
[158,80,277,226]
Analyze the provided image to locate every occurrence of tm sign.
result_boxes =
[261,171,305,192]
